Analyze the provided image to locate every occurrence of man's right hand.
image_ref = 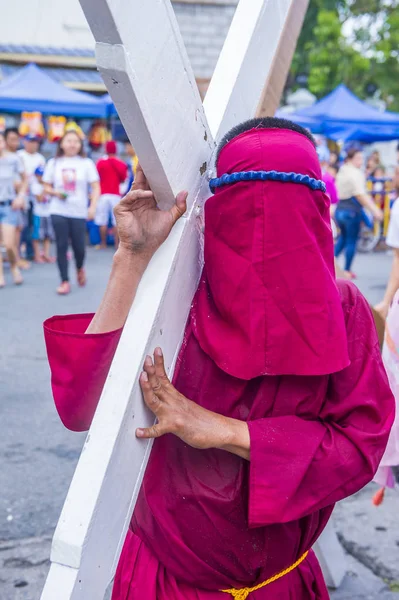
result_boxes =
[114,165,188,262]
[372,205,384,222]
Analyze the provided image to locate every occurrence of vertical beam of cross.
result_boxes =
[41,1,309,598]
[256,0,309,117]
[204,0,309,139]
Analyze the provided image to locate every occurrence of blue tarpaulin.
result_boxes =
[0,63,107,117]
[102,93,118,117]
[280,85,399,142]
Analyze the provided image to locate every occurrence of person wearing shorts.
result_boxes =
[5,127,30,268]
[0,131,25,287]
[18,134,46,263]
[32,165,55,263]
[95,141,127,248]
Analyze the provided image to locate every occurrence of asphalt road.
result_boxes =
[0,247,398,599]
[0,248,114,541]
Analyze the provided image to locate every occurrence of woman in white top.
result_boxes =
[43,131,100,295]
[334,148,382,279]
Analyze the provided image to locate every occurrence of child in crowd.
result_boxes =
[31,165,55,263]
[371,165,386,195]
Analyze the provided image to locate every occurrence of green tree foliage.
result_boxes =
[373,8,399,109]
[290,0,399,108]
[307,10,370,97]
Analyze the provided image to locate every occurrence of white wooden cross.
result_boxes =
[40,1,346,598]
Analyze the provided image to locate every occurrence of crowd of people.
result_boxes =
[0,128,136,294]
[317,143,388,279]
[2,124,399,307]
[317,141,399,327]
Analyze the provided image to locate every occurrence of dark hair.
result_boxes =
[371,164,385,177]
[346,148,362,161]
[4,127,19,140]
[329,164,339,175]
[216,117,316,164]
[56,131,86,158]
[395,165,399,194]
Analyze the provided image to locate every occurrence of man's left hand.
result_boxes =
[137,349,235,451]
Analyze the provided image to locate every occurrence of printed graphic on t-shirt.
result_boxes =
[62,169,77,192]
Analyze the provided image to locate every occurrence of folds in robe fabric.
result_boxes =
[44,314,122,431]
[43,280,394,598]
[192,128,349,380]
[43,127,394,598]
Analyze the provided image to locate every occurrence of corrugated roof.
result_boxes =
[0,44,94,57]
[0,63,102,84]
[0,2,237,80]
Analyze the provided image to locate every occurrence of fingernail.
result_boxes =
[141,372,148,382]
[155,347,163,357]
[145,355,153,366]
[136,428,144,437]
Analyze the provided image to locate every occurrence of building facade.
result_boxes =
[0,0,238,97]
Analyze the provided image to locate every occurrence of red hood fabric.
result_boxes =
[191,127,350,379]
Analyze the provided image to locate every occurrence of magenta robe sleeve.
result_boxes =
[247,288,395,528]
[43,314,122,432]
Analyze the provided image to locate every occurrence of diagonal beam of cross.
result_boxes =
[41,1,308,598]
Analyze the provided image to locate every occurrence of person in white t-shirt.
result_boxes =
[334,148,382,278]
[18,136,46,181]
[43,131,100,295]
[18,135,46,264]
[31,165,55,264]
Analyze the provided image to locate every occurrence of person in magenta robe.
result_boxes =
[43,118,394,600]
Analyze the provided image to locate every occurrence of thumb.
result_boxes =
[169,191,188,225]
[131,164,150,191]
[136,424,164,439]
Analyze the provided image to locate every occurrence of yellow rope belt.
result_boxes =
[220,550,309,600]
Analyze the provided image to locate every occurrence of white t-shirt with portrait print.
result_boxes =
[43,156,99,219]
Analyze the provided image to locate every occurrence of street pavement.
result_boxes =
[0,247,398,599]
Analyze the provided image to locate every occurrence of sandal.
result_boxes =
[11,266,23,285]
[17,259,31,271]
[56,281,71,295]
[43,256,56,264]
[77,268,87,287]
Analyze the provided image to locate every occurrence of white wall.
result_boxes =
[0,0,239,51]
[0,0,94,48]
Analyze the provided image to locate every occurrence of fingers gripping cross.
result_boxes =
[41,1,310,598]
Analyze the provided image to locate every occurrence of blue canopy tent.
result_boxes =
[281,85,399,142]
[322,123,399,144]
[102,93,118,117]
[0,63,107,118]
[275,110,322,132]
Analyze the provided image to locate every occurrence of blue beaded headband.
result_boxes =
[209,170,326,194]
